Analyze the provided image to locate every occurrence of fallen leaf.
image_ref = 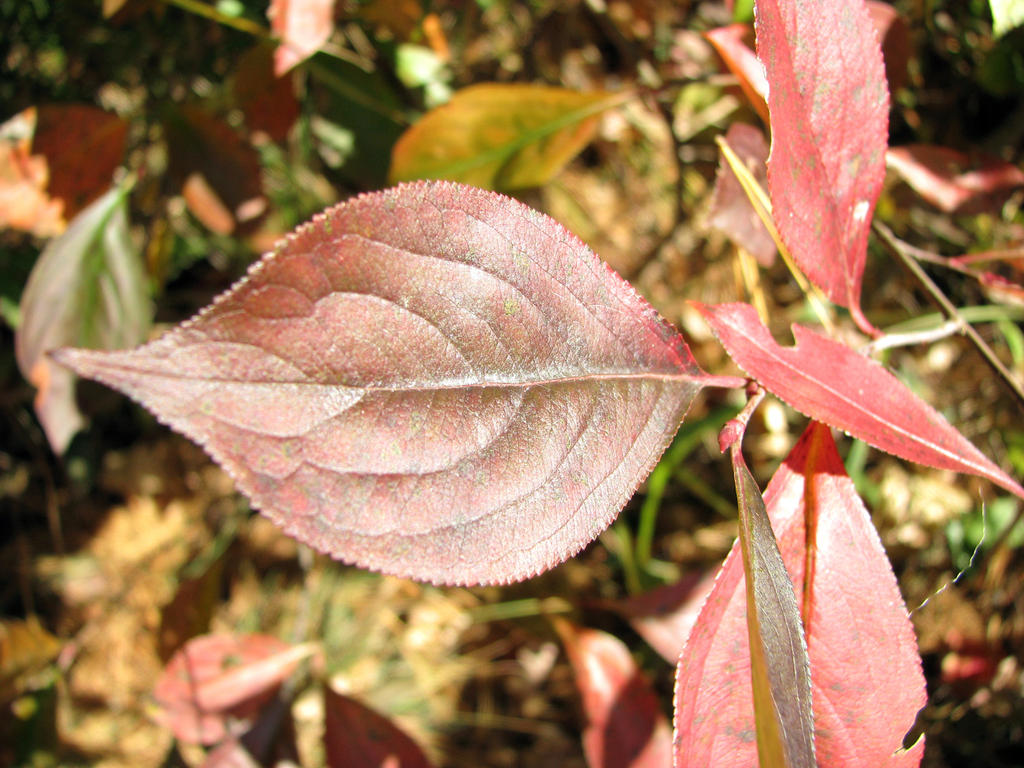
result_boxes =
[33,104,128,220]
[231,43,301,143]
[674,422,926,767]
[756,0,889,330]
[15,184,151,453]
[389,84,625,191]
[605,568,717,664]
[164,104,266,235]
[696,302,1024,501]
[152,634,314,745]
[553,619,673,768]
[886,144,1024,213]
[54,181,711,585]
[324,687,435,768]
[268,0,335,75]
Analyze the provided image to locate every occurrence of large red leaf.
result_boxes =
[674,422,926,767]
[697,302,1024,501]
[755,0,889,328]
[554,619,673,768]
[54,181,714,585]
[324,687,435,768]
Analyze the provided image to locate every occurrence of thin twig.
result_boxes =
[873,221,1024,410]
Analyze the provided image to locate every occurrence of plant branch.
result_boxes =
[873,221,1024,410]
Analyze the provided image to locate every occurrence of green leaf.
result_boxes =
[15,183,151,452]
[389,84,629,191]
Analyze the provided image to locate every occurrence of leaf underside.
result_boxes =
[55,181,708,585]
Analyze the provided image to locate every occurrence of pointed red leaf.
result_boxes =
[675,422,926,767]
[153,634,314,745]
[697,302,1024,500]
[756,0,889,326]
[554,619,673,768]
[54,181,711,586]
[324,688,435,768]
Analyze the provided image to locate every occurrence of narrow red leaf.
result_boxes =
[704,25,769,124]
[54,181,711,586]
[231,43,301,143]
[152,634,313,745]
[554,619,673,768]
[886,144,1024,213]
[697,302,1024,501]
[324,687,435,768]
[675,423,926,767]
[756,0,889,328]
[268,0,335,75]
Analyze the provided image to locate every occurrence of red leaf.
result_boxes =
[268,0,335,75]
[696,302,1024,501]
[54,181,712,585]
[604,568,717,664]
[867,1,911,93]
[33,104,128,220]
[886,144,1024,213]
[231,43,301,143]
[756,0,889,328]
[164,105,267,236]
[704,25,769,124]
[324,687,435,768]
[674,422,926,767]
[152,634,314,745]
[554,619,673,768]
[706,122,776,267]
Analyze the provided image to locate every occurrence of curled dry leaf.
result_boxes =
[696,302,1024,501]
[756,0,889,329]
[55,181,713,585]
